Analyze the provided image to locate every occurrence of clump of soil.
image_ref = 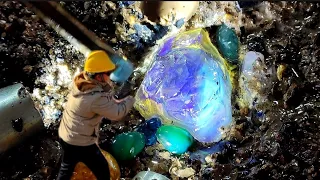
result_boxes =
[0,1,55,90]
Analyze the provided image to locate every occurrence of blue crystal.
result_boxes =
[118,1,135,8]
[257,110,264,118]
[146,117,162,130]
[135,29,232,143]
[137,117,162,146]
[133,24,155,44]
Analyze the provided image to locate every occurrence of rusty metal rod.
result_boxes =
[24,1,118,57]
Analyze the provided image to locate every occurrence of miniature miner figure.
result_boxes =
[57,50,135,180]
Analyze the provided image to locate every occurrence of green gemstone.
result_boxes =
[156,125,194,154]
[216,23,239,63]
[110,132,145,161]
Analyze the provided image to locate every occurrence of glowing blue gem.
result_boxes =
[135,29,232,143]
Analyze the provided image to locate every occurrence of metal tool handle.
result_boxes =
[25,1,118,57]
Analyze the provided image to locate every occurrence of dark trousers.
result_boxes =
[57,139,110,180]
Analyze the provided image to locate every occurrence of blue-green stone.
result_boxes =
[110,132,145,161]
[156,125,194,154]
[216,23,239,63]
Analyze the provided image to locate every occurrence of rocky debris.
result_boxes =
[0,128,61,180]
[31,41,84,127]
[0,1,55,90]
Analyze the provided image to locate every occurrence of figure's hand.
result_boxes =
[113,81,133,100]
[112,95,134,103]
[125,95,135,103]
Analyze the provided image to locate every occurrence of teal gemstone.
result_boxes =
[110,132,145,161]
[216,24,239,63]
[156,125,194,154]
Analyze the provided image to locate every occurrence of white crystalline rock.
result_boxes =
[32,88,42,101]
[239,51,274,109]
[31,42,84,128]
[42,105,62,125]
[56,57,64,63]
[169,158,195,178]
[193,1,241,32]
[57,64,72,87]
[175,168,195,178]
[190,1,278,34]
[158,151,171,160]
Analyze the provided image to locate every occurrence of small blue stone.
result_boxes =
[153,25,169,40]
[146,117,162,131]
[136,118,162,146]
[138,12,144,19]
[257,110,264,118]
[137,127,156,146]
[133,24,155,43]
[123,1,135,6]
[137,123,147,132]
[175,18,185,28]
[118,1,135,8]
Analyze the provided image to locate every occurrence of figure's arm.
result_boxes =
[91,95,135,121]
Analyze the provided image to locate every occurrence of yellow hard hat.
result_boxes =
[84,50,116,73]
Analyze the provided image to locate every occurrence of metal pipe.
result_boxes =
[0,83,43,156]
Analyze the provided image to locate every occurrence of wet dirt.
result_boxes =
[0,1,320,180]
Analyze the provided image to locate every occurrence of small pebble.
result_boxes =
[158,151,171,160]
[175,18,185,28]
[277,64,286,81]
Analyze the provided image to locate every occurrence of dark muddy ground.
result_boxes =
[0,1,320,180]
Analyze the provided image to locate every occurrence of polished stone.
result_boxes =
[110,132,145,161]
[216,23,239,63]
[72,149,120,180]
[156,125,194,154]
